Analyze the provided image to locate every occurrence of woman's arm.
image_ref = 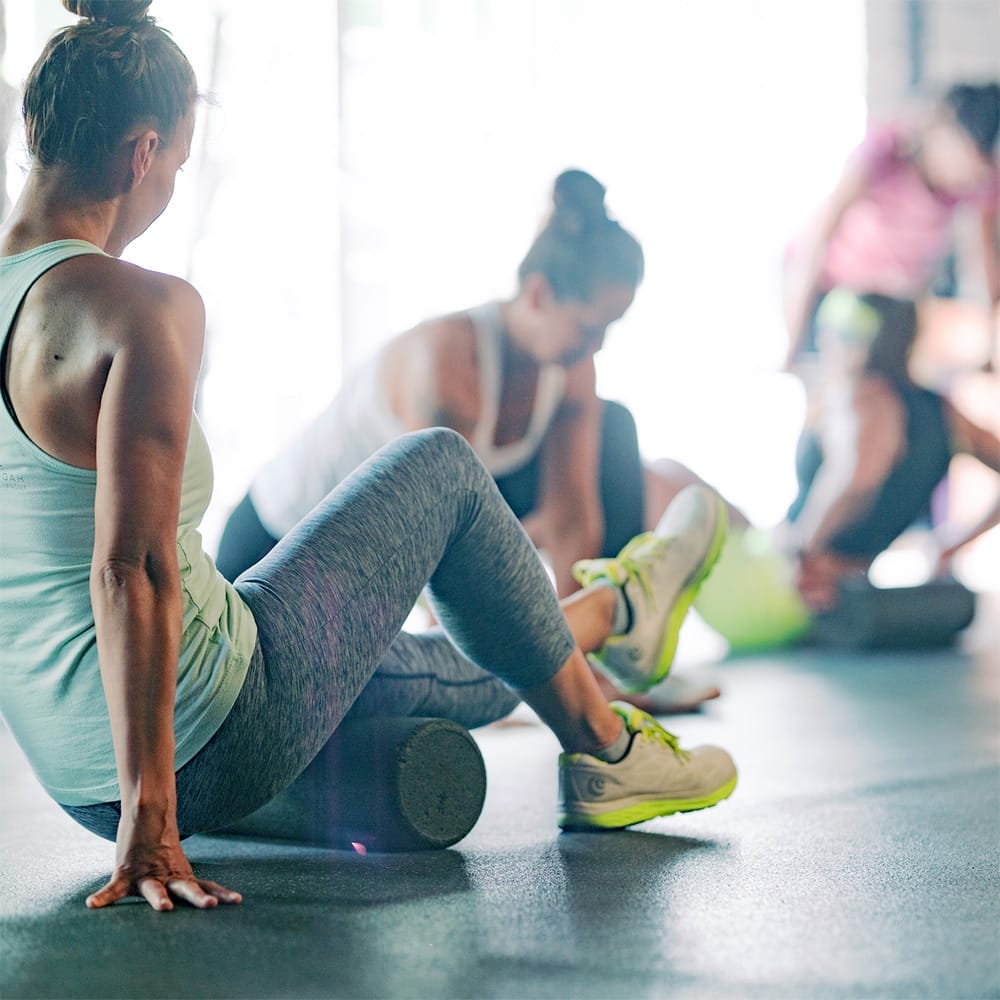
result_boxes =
[783,156,869,366]
[946,395,1000,474]
[978,207,999,369]
[786,380,905,610]
[981,209,1000,301]
[86,273,239,912]
[524,356,604,597]
[788,379,905,560]
[933,396,1000,569]
[386,318,480,438]
[934,494,1000,570]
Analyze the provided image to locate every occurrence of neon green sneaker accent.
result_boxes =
[647,500,729,681]
[557,701,738,830]
[558,775,739,830]
[572,531,660,594]
[572,491,729,692]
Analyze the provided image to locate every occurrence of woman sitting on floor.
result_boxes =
[0,0,737,912]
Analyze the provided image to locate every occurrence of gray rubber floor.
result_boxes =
[3,601,998,1000]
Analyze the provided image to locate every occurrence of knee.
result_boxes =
[645,457,705,487]
[407,426,486,479]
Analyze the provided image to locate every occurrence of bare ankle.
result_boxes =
[561,583,617,654]
[519,650,625,754]
[570,708,625,756]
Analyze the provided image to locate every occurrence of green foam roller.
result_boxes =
[220,716,487,852]
[694,528,812,652]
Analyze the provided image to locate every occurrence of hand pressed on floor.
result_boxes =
[86,813,242,912]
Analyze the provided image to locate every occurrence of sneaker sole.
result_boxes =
[615,495,730,694]
[558,773,738,830]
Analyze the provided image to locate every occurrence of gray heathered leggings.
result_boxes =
[63,429,575,841]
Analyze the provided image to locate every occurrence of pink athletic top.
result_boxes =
[814,125,999,298]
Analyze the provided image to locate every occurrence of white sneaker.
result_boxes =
[558,701,737,829]
[572,484,728,692]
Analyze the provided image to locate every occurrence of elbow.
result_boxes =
[92,550,179,599]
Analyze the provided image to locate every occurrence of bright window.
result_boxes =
[4,0,867,545]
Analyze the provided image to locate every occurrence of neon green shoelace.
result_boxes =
[614,703,691,761]
[571,532,668,602]
[636,716,691,761]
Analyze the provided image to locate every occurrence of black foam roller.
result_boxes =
[220,716,487,852]
[811,576,976,649]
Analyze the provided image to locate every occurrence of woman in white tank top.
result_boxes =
[220,170,747,600]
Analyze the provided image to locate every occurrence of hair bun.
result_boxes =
[551,169,608,235]
[62,0,153,26]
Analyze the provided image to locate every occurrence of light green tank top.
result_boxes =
[0,240,257,805]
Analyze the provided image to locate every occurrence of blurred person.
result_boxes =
[217,168,748,710]
[784,288,999,606]
[766,80,1000,634]
[218,169,748,596]
[783,81,1000,374]
[695,288,1000,650]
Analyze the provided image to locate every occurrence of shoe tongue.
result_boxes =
[609,700,646,732]
[627,532,666,559]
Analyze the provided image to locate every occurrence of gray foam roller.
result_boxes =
[220,717,487,851]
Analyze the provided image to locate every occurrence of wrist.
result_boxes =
[119,771,178,815]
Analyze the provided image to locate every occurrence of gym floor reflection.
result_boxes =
[2,598,998,999]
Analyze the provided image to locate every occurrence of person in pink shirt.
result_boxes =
[784,81,999,367]
[769,83,1000,615]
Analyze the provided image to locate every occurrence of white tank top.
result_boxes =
[467,302,566,477]
[250,302,566,537]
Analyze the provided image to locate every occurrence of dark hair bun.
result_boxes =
[551,169,608,235]
[62,0,153,26]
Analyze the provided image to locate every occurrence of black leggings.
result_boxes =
[216,490,281,581]
[216,399,646,582]
[493,399,645,558]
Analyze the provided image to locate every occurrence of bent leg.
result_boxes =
[598,400,646,556]
[343,627,521,730]
[644,458,751,532]
[173,429,576,832]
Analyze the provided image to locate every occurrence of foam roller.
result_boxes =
[811,576,976,649]
[220,716,487,852]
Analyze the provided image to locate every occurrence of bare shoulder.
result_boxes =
[423,313,479,408]
[383,312,478,430]
[418,311,477,362]
[7,258,206,468]
[382,311,467,365]
[33,255,205,357]
[387,313,475,384]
